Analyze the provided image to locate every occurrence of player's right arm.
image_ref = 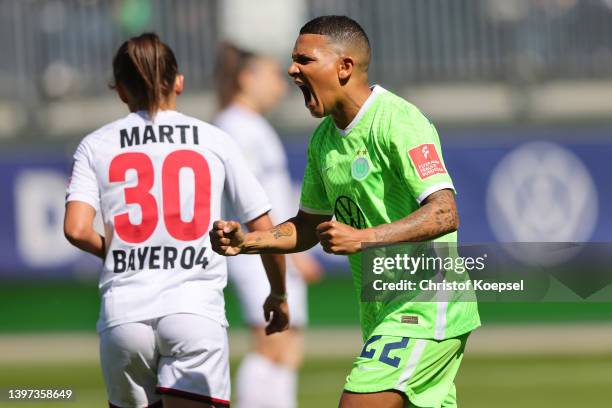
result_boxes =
[221,132,298,332]
[64,201,105,259]
[214,130,333,255]
[210,210,330,256]
[64,138,105,259]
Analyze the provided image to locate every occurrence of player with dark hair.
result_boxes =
[64,32,288,408]
[211,15,480,408]
[213,42,322,408]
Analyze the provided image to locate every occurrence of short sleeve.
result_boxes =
[66,139,101,211]
[387,109,455,204]
[223,137,271,223]
[299,137,333,215]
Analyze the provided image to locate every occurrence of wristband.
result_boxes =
[270,292,288,301]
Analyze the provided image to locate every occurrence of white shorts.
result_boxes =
[99,313,230,408]
[227,255,307,327]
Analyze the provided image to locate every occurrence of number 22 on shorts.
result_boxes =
[360,336,410,368]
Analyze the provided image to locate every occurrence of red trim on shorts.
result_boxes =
[156,387,230,407]
[108,401,162,408]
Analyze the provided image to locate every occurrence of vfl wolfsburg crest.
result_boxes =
[351,155,370,181]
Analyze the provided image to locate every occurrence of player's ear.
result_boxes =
[174,74,185,96]
[338,56,354,83]
[237,68,253,92]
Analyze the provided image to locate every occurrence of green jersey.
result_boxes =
[300,86,480,340]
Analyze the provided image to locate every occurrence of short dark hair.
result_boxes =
[299,15,371,68]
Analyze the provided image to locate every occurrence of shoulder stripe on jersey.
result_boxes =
[416,182,455,204]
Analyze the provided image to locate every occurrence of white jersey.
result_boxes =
[66,110,270,332]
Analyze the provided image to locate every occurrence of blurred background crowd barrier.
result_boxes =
[1,133,611,280]
[1,0,612,140]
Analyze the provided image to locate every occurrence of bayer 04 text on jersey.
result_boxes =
[111,245,208,273]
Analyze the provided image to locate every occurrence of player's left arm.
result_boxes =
[245,213,287,298]
[369,188,457,242]
[367,109,459,244]
[64,201,105,259]
[245,212,290,335]
[316,189,457,254]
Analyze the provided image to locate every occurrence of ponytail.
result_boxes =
[111,33,178,118]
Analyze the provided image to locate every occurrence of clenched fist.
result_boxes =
[263,293,290,335]
[210,220,245,256]
[315,221,374,255]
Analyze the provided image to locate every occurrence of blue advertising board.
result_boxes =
[0,126,610,279]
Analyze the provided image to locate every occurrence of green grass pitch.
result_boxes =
[1,280,611,406]
[0,354,610,407]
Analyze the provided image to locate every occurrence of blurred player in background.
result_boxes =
[211,16,480,408]
[213,43,323,408]
[64,33,288,408]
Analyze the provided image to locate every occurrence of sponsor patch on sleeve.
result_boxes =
[408,143,447,179]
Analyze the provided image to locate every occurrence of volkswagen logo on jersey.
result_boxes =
[486,141,598,264]
[334,196,366,229]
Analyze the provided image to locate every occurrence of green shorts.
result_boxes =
[344,333,469,408]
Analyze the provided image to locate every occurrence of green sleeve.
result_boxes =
[386,107,455,204]
[299,136,333,215]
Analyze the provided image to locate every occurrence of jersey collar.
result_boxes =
[134,109,179,121]
[335,85,385,137]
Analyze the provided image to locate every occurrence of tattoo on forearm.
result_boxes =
[272,224,293,240]
[373,190,458,243]
[433,191,457,232]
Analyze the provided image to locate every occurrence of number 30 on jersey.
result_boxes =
[109,150,211,243]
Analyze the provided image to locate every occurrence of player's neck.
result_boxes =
[127,95,177,113]
[233,95,262,115]
[331,84,372,130]
[159,94,177,111]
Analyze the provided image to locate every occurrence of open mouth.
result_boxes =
[299,85,312,105]
[298,84,317,112]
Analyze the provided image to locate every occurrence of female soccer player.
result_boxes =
[213,43,322,408]
[64,33,288,408]
[211,16,480,408]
